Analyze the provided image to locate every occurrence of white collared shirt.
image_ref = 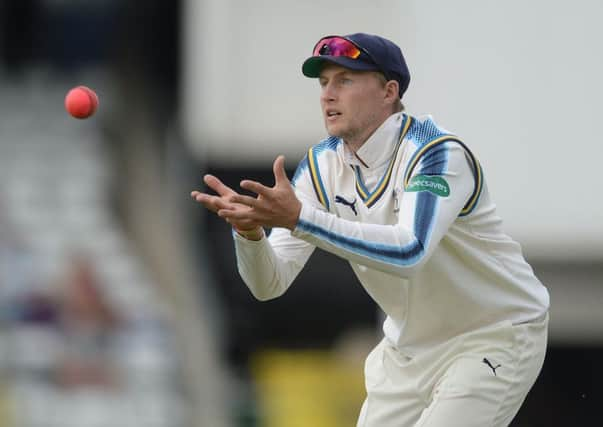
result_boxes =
[343,112,404,192]
[233,113,549,355]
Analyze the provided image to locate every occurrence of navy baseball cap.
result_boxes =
[302,33,411,98]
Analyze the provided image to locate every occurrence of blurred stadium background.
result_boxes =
[0,0,601,426]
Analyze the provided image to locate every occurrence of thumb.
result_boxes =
[273,155,289,184]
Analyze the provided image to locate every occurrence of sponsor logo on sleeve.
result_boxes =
[405,175,450,197]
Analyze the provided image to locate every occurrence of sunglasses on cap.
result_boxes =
[311,36,389,80]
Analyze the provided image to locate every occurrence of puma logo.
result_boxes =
[335,195,358,216]
[482,358,501,376]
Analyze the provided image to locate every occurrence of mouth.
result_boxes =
[325,110,342,121]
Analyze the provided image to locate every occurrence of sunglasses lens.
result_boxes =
[312,37,361,59]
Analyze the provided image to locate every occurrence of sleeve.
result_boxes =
[291,141,476,277]
[233,154,322,301]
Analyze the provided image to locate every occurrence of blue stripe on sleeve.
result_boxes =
[418,144,449,173]
[297,219,425,266]
[412,142,449,249]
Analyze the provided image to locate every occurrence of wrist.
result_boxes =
[288,200,302,230]
[235,226,264,241]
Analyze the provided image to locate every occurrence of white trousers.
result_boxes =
[357,315,548,427]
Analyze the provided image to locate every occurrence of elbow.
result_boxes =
[249,287,283,302]
[392,241,430,277]
[242,272,289,302]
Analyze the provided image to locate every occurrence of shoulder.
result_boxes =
[406,115,457,149]
[292,136,344,211]
[311,136,342,155]
[403,115,485,217]
[403,114,478,169]
[292,136,342,185]
[401,115,465,177]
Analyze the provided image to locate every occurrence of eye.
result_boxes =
[341,77,353,85]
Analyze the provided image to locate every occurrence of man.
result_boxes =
[191,33,549,427]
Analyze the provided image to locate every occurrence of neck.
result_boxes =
[344,113,394,152]
[344,139,364,153]
[343,124,379,153]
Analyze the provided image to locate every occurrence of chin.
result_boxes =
[325,124,344,138]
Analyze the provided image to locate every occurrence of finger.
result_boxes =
[213,197,237,211]
[193,192,235,212]
[195,196,220,213]
[218,208,258,222]
[273,155,289,184]
[204,174,237,196]
[191,190,216,199]
[230,194,262,208]
[240,180,272,197]
[191,192,214,205]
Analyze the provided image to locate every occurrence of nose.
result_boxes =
[320,81,336,103]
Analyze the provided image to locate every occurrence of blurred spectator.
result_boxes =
[54,255,121,389]
[5,253,122,390]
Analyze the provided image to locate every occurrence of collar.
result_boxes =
[342,112,404,169]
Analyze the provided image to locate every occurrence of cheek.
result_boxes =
[344,92,368,115]
[365,92,387,115]
[350,94,379,120]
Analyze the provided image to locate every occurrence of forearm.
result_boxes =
[233,228,313,300]
[292,204,426,277]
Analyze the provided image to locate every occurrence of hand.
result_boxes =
[191,175,263,236]
[219,155,302,230]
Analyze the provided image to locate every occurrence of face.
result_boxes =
[318,64,394,148]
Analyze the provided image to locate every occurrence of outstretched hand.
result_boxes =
[191,174,261,233]
[220,155,302,230]
[190,155,301,233]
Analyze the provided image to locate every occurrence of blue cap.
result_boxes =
[302,33,411,98]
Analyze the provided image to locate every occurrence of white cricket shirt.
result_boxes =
[234,113,549,355]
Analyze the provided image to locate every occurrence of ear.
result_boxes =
[384,80,400,104]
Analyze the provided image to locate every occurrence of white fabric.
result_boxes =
[357,314,548,427]
[234,112,549,355]
[233,112,550,425]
